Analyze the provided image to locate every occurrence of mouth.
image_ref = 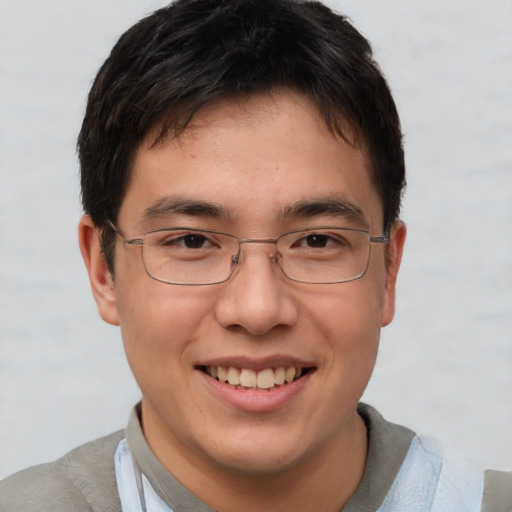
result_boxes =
[198,365,314,391]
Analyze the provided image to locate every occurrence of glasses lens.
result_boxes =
[139,227,371,285]
[278,228,371,283]
[142,229,238,285]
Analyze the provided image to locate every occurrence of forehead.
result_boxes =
[121,91,383,232]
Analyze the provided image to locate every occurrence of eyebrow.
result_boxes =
[279,196,369,228]
[141,194,368,228]
[142,196,230,222]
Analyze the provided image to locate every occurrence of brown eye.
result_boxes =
[159,232,213,249]
[304,234,329,248]
[181,234,208,248]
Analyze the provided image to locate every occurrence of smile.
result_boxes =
[201,366,311,391]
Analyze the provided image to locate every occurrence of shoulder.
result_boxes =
[0,430,124,512]
[482,470,512,511]
[389,435,512,511]
[358,404,510,511]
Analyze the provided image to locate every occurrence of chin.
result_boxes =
[203,428,316,476]
[215,450,304,476]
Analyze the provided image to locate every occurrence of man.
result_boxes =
[0,0,510,510]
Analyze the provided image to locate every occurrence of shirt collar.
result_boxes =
[126,402,415,511]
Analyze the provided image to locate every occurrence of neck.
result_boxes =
[142,409,368,512]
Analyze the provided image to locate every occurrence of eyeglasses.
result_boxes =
[108,221,389,285]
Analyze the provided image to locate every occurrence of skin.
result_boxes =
[79,91,406,512]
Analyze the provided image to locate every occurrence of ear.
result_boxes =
[78,215,120,326]
[381,221,406,327]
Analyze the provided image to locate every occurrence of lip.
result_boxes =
[196,359,315,412]
[198,355,314,371]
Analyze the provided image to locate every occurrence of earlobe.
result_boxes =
[381,221,407,327]
[78,215,120,326]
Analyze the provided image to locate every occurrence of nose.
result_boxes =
[214,245,299,336]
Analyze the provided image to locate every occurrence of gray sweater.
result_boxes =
[0,404,510,511]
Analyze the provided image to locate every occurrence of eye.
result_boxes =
[302,233,331,248]
[158,231,218,250]
[176,233,209,249]
[293,232,346,249]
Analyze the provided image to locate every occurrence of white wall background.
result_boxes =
[0,0,510,479]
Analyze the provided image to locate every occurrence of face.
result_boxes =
[80,91,405,481]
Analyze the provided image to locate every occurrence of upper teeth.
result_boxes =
[208,366,303,390]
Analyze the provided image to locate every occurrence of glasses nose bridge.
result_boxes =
[233,237,280,265]
[239,236,279,246]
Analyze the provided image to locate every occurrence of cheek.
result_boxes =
[115,280,214,373]
[308,283,383,376]
[116,291,214,412]
[311,280,384,340]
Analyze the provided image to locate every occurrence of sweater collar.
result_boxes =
[126,402,415,512]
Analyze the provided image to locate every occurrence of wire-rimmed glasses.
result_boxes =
[108,221,389,285]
